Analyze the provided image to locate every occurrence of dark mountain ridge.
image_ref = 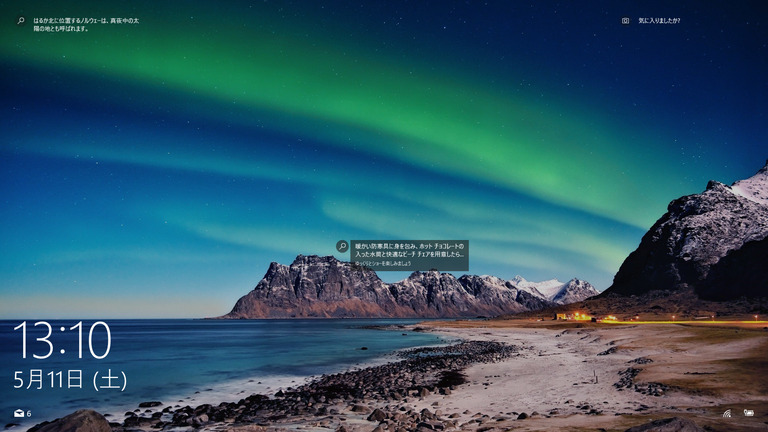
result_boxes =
[221,255,597,319]
[603,160,768,300]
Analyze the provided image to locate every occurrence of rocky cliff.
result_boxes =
[603,161,768,299]
[221,255,597,318]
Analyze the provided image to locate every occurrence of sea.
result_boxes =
[0,319,451,430]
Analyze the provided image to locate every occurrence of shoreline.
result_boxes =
[96,340,514,432]
[27,335,512,432]
[27,320,768,432]
[5,318,446,431]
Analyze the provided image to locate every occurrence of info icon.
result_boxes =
[621,16,631,25]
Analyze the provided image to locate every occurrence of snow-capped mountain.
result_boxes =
[220,255,597,319]
[509,275,598,305]
[510,275,559,298]
[731,162,768,205]
[604,160,768,299]
[550,279,600,305]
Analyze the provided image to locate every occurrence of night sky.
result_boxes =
[1,1,766,318]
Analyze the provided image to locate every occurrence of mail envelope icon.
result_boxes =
[14,409,25,418]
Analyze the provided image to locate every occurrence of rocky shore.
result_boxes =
[30,340,519,432]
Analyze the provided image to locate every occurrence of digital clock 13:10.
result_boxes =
[13,321,111,359]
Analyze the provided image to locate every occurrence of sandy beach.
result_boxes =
[403,320,768,431]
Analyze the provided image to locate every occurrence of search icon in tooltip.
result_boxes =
[17,16,26,26]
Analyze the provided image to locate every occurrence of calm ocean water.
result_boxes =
[0,319,449,429]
